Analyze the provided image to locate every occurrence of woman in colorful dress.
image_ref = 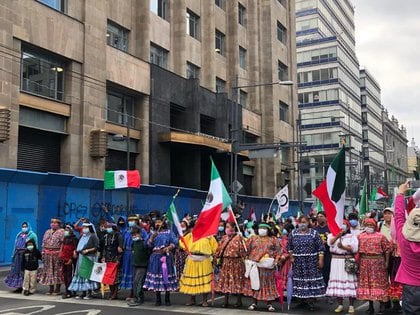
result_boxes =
[68,222,100,300]
[214,222,247,308]
[4,222,38,292]
[326,220,359,314]
[174,218,190,281]
[100,222,123,300]
[120,215,137,293]
[287,215,326,311]
[60,225,78,298]
[245,223,281,312]
[38,218,65,295]
[143,216,178,306]
[279,223,293,293]
[357,218,391,315]
[179,231,218,307]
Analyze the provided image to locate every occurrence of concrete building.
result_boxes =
[295,0,363,202]
[382,110,408,193]
[0,0,297,199]
[359,68,385,192]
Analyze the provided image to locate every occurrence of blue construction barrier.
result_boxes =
[0,168,311,265]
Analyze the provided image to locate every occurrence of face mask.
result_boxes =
[282,229,288,236]
[349,219,358,227]
[21,227,28,233]
[50,223,59,230]
[244,230,250,238]
[365,227,375,234]
[298,223,308,231]
[64,231,70,237]
[132,237,140,242]
[218,226,224,232]
[106,228,113,234]
[258,229,268,236]
[341,224,348,232]
[225,229,235,235]
[82,228,90,234]
[181,227,187,232]
[128,221,135,227]
[27,245,34,250]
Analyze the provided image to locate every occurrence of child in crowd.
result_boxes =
[22,239,42,295]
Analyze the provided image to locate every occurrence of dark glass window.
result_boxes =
[106,89,135,127]
[107,21,129,52]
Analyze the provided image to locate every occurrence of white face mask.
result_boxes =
[365,227,375,234]
[82,228,90,234]
[258,229,268,237]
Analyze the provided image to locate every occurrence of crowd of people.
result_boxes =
[3,182,420,314]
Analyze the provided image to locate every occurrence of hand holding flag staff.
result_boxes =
[166,188,190,255]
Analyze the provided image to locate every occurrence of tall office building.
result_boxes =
[359,68,385,192]
[0,0,297,198]
[295,0,363,202]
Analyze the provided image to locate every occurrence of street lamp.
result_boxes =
[230,79,294,207]
[111,103,131,215]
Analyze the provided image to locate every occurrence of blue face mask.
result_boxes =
[282,229,288,235]
[132,236,140,242]
[64,231,70,237]
[218,226,224,232]
[27,245,34,250]
[106,228,113,234]
[128,221,135,227]
[21,227,28,233]
[349,219,358,227]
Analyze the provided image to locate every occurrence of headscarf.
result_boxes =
[14,222,38,252]
[402,208,420,242]
[364,218,377,231]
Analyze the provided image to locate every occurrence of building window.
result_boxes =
[107,89,135,128]
[215,30,225,56]
[37,0,66,12]
[215,0,225,10]
[238,3,246,26]
[277,21,287,44]
[200,114,216,136]
[361,95,367,105]
[186,9,200,40]
[150,43,168,68]
[278,60,288,81]
[361,112,368,123]
[279,101,289,122]
[186,62,200,79]
[150,0,168,20]
[239,90,248,108]
[21,46,65,101]
[239,46,247,69]
[277,0,286,7]
[216,77,226,93]
[363,130,368,141]
[107,21,129,52]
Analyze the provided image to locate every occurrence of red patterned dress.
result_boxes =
[214,234,246,294]
[38,228,65,286]
[357,231,391,301]
[243,236,281,301]
[388,241,403,300]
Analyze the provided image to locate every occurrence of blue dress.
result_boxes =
[143,229,179,292]
[119,226,134,289]
[287,229,326,298]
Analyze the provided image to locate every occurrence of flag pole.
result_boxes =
[266,197,277,221]
[169,188,190,255]
[228,205,247,252]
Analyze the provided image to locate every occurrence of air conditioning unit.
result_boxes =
[90,129,107,158]
[0,107,11,143]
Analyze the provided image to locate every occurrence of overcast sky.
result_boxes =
[352,0,420,144]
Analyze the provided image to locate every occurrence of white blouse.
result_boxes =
[327,232,358,254]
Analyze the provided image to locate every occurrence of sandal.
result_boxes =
[202,301,209,307]
[268,304,275,312]
[185,300,196,306]
[248,303,257,310]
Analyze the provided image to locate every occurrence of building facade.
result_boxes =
[407,138,420,178]
[0,0,297,199]
[359,68,385,193]
[382,110,408,193]
[295,0,363,203]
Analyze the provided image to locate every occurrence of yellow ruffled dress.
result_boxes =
[179,233,218,295]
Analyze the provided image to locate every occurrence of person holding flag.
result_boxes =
[214,221,247,308]
[174,218,191,282]
[143,215,179,306]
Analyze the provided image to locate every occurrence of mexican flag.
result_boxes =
[371,186,388,201]
[220,206,235,222]
[167,196,190,254]
[313,148,346,236]
[79,256,118,285]
[192,159,232,242]
[359,179,369,216]
[104,170,141,190]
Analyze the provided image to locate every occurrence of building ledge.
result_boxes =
[158,131,230,151]
[105,122,141,140]
[19,92,71,117]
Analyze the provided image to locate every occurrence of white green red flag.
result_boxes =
[192,159,232,242]
[312,148,346,236]
[166,192,190,253]
[104,170,140,190]
[370,186,388,201]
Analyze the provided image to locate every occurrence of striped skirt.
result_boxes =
[326,257,358,298]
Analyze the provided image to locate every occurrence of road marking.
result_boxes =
[355,302,368,311]
[0,305,56,314]
[55,310,101,315]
